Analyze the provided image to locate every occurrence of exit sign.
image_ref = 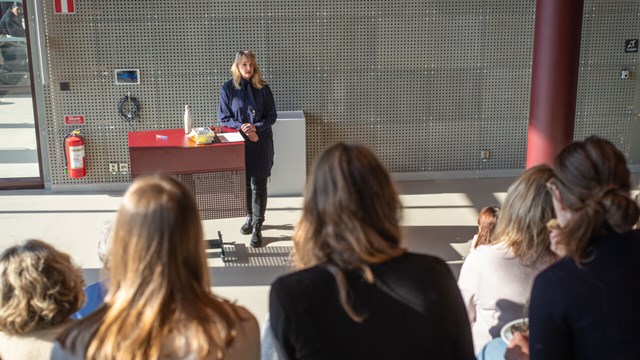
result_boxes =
[64,115,85,125]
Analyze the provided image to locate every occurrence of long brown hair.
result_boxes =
[230,50,267,89]
[492,165,556,265]
[294,143,405,322]
[553,136,639,262]
[59,176,238,360]
[474,206,500,248]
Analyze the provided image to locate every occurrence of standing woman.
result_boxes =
[218,50,277,248]
[507,136,640,360]
[52,176,260,359]
[269,143,475,360]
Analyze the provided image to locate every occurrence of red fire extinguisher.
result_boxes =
[64,129,86,178]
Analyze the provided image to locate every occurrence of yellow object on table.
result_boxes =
[188,127,216,144]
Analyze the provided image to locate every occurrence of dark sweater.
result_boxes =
[269,252,475,360]
[529,229,640,360]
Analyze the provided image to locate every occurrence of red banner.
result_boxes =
[54,0,75,14]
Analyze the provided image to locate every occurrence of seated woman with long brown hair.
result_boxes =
[0,239,85,360]
[470,206,501,250]
[53,175,259,359]
[269,143,474,360]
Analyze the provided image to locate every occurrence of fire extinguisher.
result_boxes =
[64,129,86,178]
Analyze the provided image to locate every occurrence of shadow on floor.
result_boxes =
[404,225,477,279]
[207,244,294,286]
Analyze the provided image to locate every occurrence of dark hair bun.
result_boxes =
[601,190,640,233]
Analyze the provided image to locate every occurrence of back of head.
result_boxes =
[0,239,84,335]
[294,143,404,321]
[62,175,237,359]
[474,206,500,248]
[493,165,556,265]
[97,221,112,265]
[295,142,404,269]
[553,136,639,261]
[108,175,208,298]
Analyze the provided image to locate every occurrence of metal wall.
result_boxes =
[575,1,639,163]
[33,0,639,187]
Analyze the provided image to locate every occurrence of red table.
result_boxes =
[128,128,246,220]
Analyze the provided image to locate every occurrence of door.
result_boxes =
[0,0,43,189]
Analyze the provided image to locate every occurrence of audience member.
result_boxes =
[269,143,475,360]
[260,313,288,360]
[52,175,260,359]
[0,239,85,360]
[507,136,640,360]
[71,221,112,320]
[470,206,500,250]
[458,165,556,355]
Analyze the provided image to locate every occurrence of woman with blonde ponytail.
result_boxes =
[508,136,640,360]
[269,143,474,360]
[52,175,259,360]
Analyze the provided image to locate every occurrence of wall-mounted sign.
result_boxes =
[65,115,85,125]
[625,39,638,53]
[54,0,76,14]
[115,69,140,85]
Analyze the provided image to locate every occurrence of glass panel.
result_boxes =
[0,0,41,185]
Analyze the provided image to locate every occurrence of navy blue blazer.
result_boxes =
[218,79,277,178]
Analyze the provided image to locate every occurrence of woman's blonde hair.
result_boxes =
[493,165,556,265]
[553,136,639,262]
[294,143,405,322]
[230,50,266,89]
[0,239,84,335]
[59,175,239,360]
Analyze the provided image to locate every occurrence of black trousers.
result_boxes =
[245,176,268,225]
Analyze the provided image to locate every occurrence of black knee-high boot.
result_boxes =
[250,221,262,247]
[250,177,268,247]
[240,215,252,235]
[241,177,253,235]
[252,178,268,224]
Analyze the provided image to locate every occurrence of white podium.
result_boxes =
[270,111,306,196]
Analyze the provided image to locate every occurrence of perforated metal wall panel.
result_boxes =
[574,1,640,157]
[36,0,638,187]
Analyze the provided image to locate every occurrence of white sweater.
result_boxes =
[457,242,550,353]
[0,322,69,360]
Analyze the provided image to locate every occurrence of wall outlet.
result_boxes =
[108,163,119,173]
[119,163,129,173]
[481,150,491,160]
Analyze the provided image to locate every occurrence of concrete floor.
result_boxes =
[0,176,514,329]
